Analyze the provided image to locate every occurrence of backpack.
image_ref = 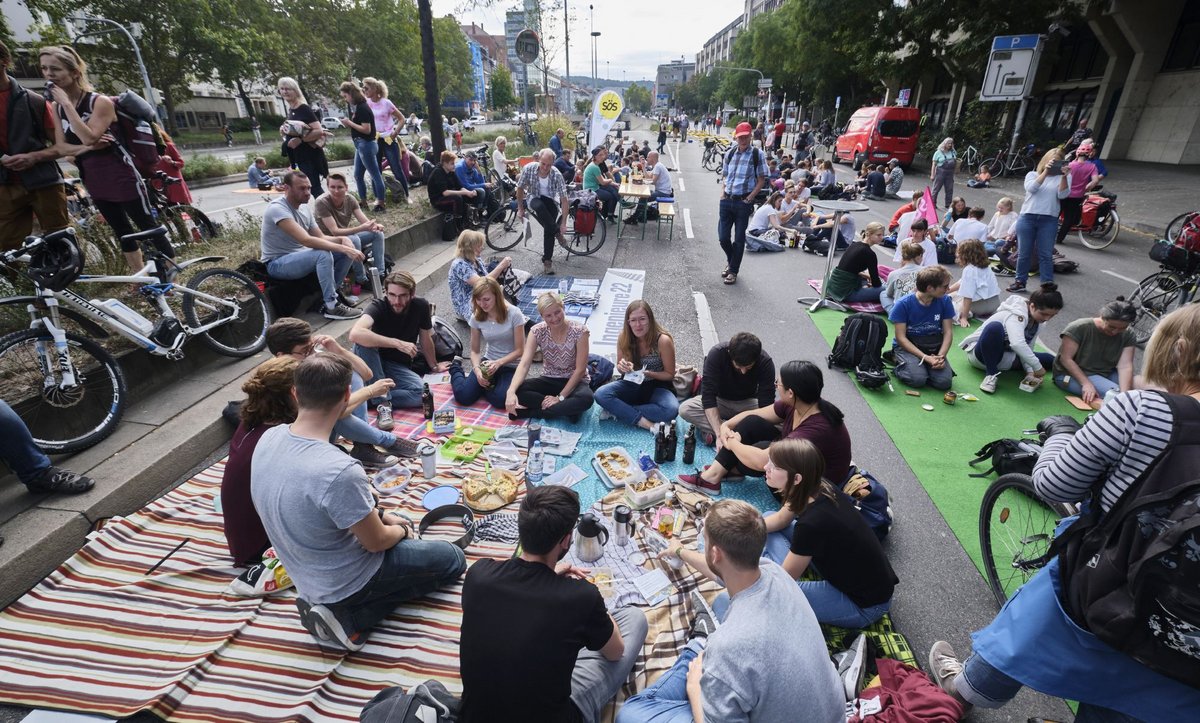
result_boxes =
[935,238,957,265]
[1053,256,1079,274]
[828,313,888,390]
[992,237,1078,275]
[1049,393,1200,687]
[843,466,894,540]
[93,91,163,177]
[430,316,463,361]
[587,353,615,390]
[968,438,1042,478]
[360,680,461,723]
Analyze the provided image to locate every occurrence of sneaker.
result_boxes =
[835,633,868,702]
[26,466,95,495]
[323,302,363,320]
[385,436,422,458]
[375,404,395,431]
[1006,281,1027,293]
[980,373,1000,394]
[677,470,721,496]
[350,442,398,470]
[928,641,965,700]
[296,598,366,652]
[723,273,737,285]
[687,590,720,640]
[598,408,616,421]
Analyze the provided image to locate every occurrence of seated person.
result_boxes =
[892,217,938,268]
[222,356,297,566]
[807,209,856,249]
[950,239,1000,324]
[880,242,925,313]
[595,300,678,430]
[639,140,651,158]
[890,265,956,390]
[554,147,576,181]
[583,146,619,221]
[941,196,969,231]
[0,400,94,495]
[863,164,887,200]
[824,221,884,304]
[888,190,923,233]
[811,160,836,195]
[1052,297,1137,405]
[884,158,904,199]
[251,354,466,651]
[948,206,988,244]
[506,292,594,420]
[315,173,386,292]
[428,149,477,221]
[961,283,1061,394]
[760,438,898,628]
[778,182,811,230]
[678,360,851,497]
[348,270,449,418]
[448,229,511,322]
[454,150,494,212]
[986,197,1018,256]
[247,156,277,189]
[451,278,526,409]
[966,166,992,188]
[460,485,648,723]
[260,170,364,321]
[620,499,844,723]
[679,332,775,446]
[265,317,404,466]
[644,150,673,202]
[745,192,789,250]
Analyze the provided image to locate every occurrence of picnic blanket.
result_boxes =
[517,275,601,324]
[806,265,894,315]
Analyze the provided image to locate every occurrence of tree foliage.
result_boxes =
[490,64,516,110]
[624,83,652,113]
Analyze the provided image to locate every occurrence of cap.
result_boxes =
[463,150,477,160]
[888,158,900,166]
[802,121,811,127]
[734,121,753,138]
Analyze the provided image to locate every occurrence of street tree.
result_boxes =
[574,98,590,114]
[624,83,652,113]
[491,64,516,110]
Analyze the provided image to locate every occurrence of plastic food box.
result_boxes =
[591,447,646,489]
[624,468,671,509]
[441,426,497,462]
[372,464,413,496]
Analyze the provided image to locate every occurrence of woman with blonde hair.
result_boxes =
[448,229,512,321]
[451,277,526,408]
[1008,148,1070,292]
[930,137,956,207]
[506,292,594,420]
[362,77,410,203]
[492,136,511,180]
[825,221,885,303]
[595,300,678,429]
[277,75,328,195]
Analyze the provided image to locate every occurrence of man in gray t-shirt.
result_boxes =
[618,500,844,723]
[250,354,466,651]
[644,151,673,202]
[260,170,365,320]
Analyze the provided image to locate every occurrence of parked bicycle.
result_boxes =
[482,192,607,258]
[1066,190,1121,250]
[0,226,271,454]
[1128,241,1200,345]
[701,137,730,172]
[981,143,1039,178]
[959,144,983,175]
[1165,211,1199,244]
[148,172,219,250]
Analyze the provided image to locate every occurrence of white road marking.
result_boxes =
[684,208,695,238]
[678,176,686,192]
[694,292,719,351]
[1100,269,1139,285]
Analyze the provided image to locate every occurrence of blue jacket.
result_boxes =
[549,134,564,158]
[454,159,486,191]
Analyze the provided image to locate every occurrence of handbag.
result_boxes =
[672,365,700,400]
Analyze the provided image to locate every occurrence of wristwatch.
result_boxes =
[557,395,565,402]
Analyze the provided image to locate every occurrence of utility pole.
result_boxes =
[69,15,155,115]
[563,0,571,113]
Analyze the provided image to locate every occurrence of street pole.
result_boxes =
[563,0,571,113]
[69,15,154,113]
[416,0,444,154]
[1009,98,1029,157]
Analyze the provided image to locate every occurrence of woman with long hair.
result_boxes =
[1008,148,1069,292]
[595,300,678,430]
[961,282,1062,394]
[361,77,409,204]
[277,76,328,195]
[338,80,385,212]
[506,292,594,420]
[448,229,511,321]
[152,124,192,205]
[451,277,526,409]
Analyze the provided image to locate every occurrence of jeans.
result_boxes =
[893,347,954,390]
[714,413,778,474]
[354,344,426,408]
[332,372,395,447]
[594,185,618,217]
[717,198,755,275]
[843,285,883,303]
[327,538,466,637]
[0,399,51,485]
[1056,196,1083,245]
[511,376,594,420]
[1015,213,1058,285]
[450,361,514,409]
[353,137,386,205]
[377,139,409,196]
[571,606,649,723]
[615,638,704,723]
[347,230,386,282]
[266,248,354,309]
[957,653,1140,721]
[1054,370,1120,398]
[971,323,1055,376]
[527,196,561,263]
[594,380,679,427]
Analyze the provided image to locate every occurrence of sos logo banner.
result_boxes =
[588,89,625,149]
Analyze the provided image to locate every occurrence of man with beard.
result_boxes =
[458,485,648,722]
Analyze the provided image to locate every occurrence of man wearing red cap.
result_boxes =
[717,122,769,285]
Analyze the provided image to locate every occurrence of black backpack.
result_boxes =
[935,238,957,265]
[360,680,460,722]
[1050,393,1200,687]
[828,313,888,390]
[430,316,463,361]
[968,438,1042,477]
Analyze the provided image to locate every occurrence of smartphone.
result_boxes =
[1046,159,1065,176]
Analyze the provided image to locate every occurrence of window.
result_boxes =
[879,119,919,137]
[1163,0,1200,71]
[174,112,189,129]
[921,99,948,130]
[1048,25,1108,83]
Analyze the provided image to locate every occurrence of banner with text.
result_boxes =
[588,88,625,150]
[587,268,646,360]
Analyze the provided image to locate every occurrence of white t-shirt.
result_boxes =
[958,264,1000,301]
[469,305,527,364]
[950,218,988,243]
[895,237,938,268]
[749,203,778,234]
[492,149,508,177]
[988,211,1018,240]
[892,211,919,260]
[649,161,672,195]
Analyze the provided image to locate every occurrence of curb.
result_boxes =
[189,159,353,190]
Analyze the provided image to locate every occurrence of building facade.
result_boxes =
[697,16,743,76]
[655,59,696,110]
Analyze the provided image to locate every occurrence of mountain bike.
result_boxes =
[0,226,271,454]
[979,472,1077,607]
[1128,248,1200,345]
[980,143,1038,178]
[482,194,607,257]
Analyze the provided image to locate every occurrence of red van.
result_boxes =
[833,106,921,169]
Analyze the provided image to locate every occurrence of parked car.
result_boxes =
[462,114,489,130]
[833,106,921,169]
[320,116,342,131]
[510,112,539,123]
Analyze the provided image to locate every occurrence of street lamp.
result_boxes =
[69,14,155,113]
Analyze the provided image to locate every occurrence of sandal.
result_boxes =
[723,273,737,285]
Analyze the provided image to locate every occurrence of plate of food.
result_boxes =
[592,447,646,489]
[372,464,413,496]
[462,468,521,513]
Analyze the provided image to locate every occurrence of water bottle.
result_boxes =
[558,279,568,295]
[421,383,434,420]
[527,440,544,485]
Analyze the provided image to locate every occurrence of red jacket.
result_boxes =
[153,141,192,204]
[889,202,915,232]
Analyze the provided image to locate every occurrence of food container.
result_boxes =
[372,464,413,496]
[441,426,496,462]
[484,441,523,470]
[592,447,646,489]
[624,468,670,509]
[428,409,457,434]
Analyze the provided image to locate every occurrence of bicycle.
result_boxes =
[482,192,607,257]
[1068,190,1121,250]
[1165,211,1198,244]
[148,172,219,250]
[959,144,983,175]
[1128,248,1200,345]
[810,131,837,161]
[701,137,730,172]
[0,226,271,454]
[981,143,1038,178]
[979,472,1077,607]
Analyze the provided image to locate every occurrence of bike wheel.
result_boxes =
[978,473,1071,608]
[1165,212,1192,243]
[181,268,272,357]
[1129,271,1187,345]
[561,208,607,257]
[488,170,508,208]
[162,205,219,248]
[0,328,126,454]
[1078,209,1120,250]
[980,157,1004,177]
[1008,158,1029,177]
[484,203,523,251]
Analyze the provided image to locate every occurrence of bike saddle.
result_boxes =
[121,225,171,247]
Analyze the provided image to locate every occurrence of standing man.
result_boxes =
[678,332,775,450]
[618,500,844,723]
[260,170,364,320]
[314,172,386,297]
[0,40,67,252]
[348,270,448,424]
[717,122,768,286]
[772,117,786,153]
[516,148,570,276]
[550,128,566,158]
[1064,118,1093,154]
[251,354,466,651]
[250,117,262,145]
[679,114,690,143]
[459,485,648,722]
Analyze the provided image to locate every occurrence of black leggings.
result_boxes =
[714,414,780,475]
[95,198,174,257]
[528,196,561,262]
[1056,196,1083,245]
[512,376,594,420]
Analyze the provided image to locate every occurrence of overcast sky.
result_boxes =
[431,0,733,82]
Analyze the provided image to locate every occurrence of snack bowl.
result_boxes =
[372,464,413,496]
[593,446,646,489]
[624,468,670,509]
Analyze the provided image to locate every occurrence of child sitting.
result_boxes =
[966,167,992,188]
[881,242,925,313]
[985,197,1018,256]
[949,239,1000,326]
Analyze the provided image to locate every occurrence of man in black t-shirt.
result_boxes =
[459,486,648,723]
[427,149,476,226]
[348,270,447,422]
[678,332,776,452]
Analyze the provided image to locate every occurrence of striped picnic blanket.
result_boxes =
[368,381,515,441]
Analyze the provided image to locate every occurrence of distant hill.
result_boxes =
[565,77,651,90]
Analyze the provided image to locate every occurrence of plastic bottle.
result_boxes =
[421,383,434,420]
[682,424,696,465]
[527,440,544,485]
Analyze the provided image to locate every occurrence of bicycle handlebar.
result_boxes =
[154,171,181,186]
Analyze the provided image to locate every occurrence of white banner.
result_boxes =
[586,268,646,360]
[587,88,625,150]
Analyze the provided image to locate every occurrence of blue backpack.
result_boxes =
[587,353,615,390]
[843,466,894,540]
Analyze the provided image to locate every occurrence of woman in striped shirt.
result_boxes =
[928,303,1200,721]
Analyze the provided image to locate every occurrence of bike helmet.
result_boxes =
[26,227,84,291]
